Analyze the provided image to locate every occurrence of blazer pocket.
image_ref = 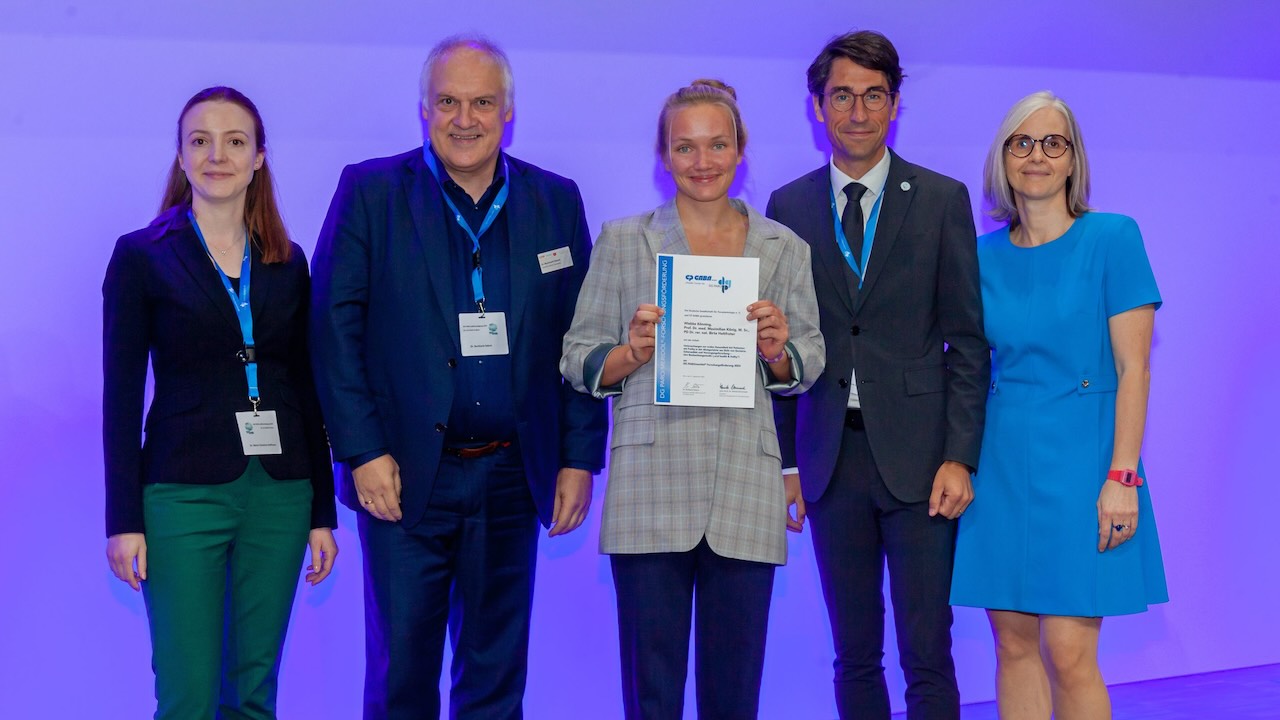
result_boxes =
[610,418,655,449]
[760,429,782,460]
[144,389,202,431]
[273,385,302,411]
[903,364,946,396]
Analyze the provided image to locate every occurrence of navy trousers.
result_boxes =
[358,445,540,720]
[808,425,960,720]
[610,538,776,720]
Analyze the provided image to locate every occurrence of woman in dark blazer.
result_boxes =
[103,86,337,720]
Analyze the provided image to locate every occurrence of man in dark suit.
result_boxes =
[310,35,606,719]
[766,31,989,720]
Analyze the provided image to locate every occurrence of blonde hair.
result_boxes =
[655,79,748,157]
[983,90,1092,224]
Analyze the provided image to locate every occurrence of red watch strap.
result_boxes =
[1107,469,1144,487]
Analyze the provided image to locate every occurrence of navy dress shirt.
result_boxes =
[436,151,518,446]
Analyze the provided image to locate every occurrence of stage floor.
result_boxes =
[891,663,1280,719]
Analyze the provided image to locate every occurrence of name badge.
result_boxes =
[459,312,510,357]
[537,246,573,274]
[236,410,283,455]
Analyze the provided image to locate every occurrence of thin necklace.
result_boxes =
[207,230,247,257]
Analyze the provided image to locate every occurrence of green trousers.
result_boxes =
[142,458,312,720]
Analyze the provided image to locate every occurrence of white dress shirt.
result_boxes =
[829,150,891,409]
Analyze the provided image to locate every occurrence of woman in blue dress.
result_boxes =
[950,91,1168,719]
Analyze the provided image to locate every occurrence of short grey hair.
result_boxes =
[419,34,515,110]
[983,90,1093,224]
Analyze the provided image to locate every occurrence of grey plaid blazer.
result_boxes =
[561,199,825,565]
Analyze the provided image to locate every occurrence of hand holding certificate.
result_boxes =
[654,253,760,408]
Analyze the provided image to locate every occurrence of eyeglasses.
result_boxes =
[1005,134,1073,159]
[825,89,896,113]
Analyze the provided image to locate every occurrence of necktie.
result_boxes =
[842,181,868,274]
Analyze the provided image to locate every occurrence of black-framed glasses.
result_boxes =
[1005,134,1073,158]
[825,89,896,113]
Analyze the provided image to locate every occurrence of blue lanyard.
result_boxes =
[828,184,884,287]
[422,145,510,314]
[188,210,259,408]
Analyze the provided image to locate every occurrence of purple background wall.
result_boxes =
[2,2,1277,716]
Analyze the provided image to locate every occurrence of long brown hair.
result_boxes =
[158,86,291,263]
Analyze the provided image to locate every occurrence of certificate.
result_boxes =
[653,253,759,408]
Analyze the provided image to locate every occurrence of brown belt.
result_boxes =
[443,440,512,459]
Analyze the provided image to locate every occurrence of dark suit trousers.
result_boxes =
[610,538,775,720]
[358,445,540,720]
[808,425,960,720]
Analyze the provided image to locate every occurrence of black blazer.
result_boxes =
[102,208,337,536]
[767,150,990,504]
[309,149,607,528]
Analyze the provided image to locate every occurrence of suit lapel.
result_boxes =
[804,169,856,316]
[249,244,275,328]
[645,200,781,292]
[505,158,536,343]
[168,219,241,334]
[853,150,916,315]
[741,200,783,293]
[402,153,460,352]
[643,200,691,257]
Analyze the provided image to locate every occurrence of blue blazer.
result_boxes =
[309,148,607,527]
[767,151,989,504]
[102,208,338,536]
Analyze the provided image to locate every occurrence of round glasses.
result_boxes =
[1005,134,1073,158]
[826,89,896,113]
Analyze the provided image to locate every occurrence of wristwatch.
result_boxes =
[1106,468,1144,487]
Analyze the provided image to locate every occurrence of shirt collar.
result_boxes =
[829,149,891,200]
[425,144,508,199]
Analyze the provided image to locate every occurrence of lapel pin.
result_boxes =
[900,181,911,191]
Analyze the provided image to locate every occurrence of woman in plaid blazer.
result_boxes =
[561,79,824,719]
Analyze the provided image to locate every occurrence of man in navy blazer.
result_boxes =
[767,31,989,719]
[310,35,606,719]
